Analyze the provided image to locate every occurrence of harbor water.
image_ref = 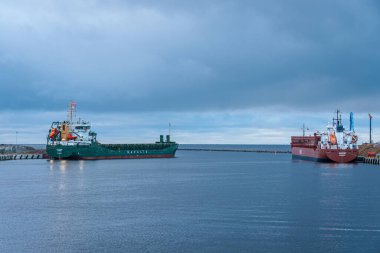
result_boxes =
[1,145,380,252]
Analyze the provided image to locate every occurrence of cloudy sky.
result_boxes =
[0,0,379,144]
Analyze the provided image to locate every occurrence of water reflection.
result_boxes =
[79,160,85,171]
[315,162,358,169]
[292,159,358,169]
[48,159,86,171]
[49,159,54,171]
[47,160,88,194]
[60,160,67,172]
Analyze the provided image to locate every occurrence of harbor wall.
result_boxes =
[0,154,45,161]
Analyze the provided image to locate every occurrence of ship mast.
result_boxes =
[67,100,77,124]
[333,109,339,127]
[333,109,344,133]
[302,123,308,137]
[332,110,341,127]
[336,109,340,126]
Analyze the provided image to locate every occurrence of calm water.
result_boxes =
[1,146,380,252]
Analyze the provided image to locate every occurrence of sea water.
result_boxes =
[0,145,380,252]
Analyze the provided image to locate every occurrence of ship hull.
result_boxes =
[291,146,358,163]
[46,142,178,160]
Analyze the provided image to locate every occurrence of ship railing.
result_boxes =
[101,143,174,150]
[319,143,358,150]
[48,140,92,146]
[291,143,317,148]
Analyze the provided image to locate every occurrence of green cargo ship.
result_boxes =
[46,102,178,160]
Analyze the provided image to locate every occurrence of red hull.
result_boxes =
[325,150,358,163]
[291,146,358,163]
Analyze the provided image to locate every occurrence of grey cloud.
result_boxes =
[0,0,379,113]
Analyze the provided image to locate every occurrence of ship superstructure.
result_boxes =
[46,101,178,160]
[291,111,358,163]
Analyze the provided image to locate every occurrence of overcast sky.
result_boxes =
[0,0,379,144]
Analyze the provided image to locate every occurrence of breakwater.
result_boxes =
[0,154,45,161]
[178,148,290,154]
[0,145,46,161]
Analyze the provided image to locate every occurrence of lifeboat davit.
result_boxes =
[67,133,77,140]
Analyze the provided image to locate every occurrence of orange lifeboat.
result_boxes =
[329,133,337,145]
[49,128,58,139]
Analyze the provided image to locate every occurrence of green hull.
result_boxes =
[46,142,178,160]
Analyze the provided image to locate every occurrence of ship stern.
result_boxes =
[325,149,358,163]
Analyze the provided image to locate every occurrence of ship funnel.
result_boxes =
[166,135,171,143]
[160,135,164,143]
[350,112,354,132]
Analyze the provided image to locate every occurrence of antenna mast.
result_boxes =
[67,100,77,123]
[333,109,341,127]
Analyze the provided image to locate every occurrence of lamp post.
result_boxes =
[15,131,18,145]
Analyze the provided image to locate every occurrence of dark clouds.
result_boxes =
[0,0,379,113]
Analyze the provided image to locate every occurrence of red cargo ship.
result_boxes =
[291,111,359,163]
